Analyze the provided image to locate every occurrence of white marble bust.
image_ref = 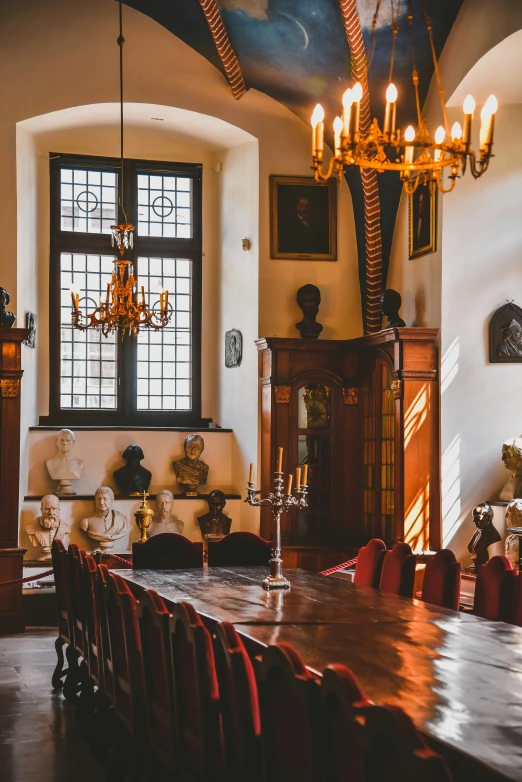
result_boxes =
[26,494,70,561]
[148,489,184,537]
[80,486,129,552]
[46,429,84,496]
[505,498,522,568]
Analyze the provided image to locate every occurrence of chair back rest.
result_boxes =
[320,665,368,782]
[133,533,203,570]
[379,543,416,597]
[214,621,263,782]
[67,543,87,655]
[96,564,114,705]
[353,539,387,588]
[474,555,515,621]
[168,601,223,780]
[421,549,461,611]
[363,703,452,781]
[256,642,320,782]
[136,589,177,771]
[512,571,522,627]
[208,532,272,568]
[81,553,101,687]
[105,571,146,736]
[51,538,71,644]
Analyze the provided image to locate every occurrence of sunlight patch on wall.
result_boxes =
[404,384,428,449]
[404,484,429,552]
[442,434,461,546]
[441,337,459,395]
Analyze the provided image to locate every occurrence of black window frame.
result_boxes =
[42,152,204,428]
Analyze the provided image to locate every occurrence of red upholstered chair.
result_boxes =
[51,539,71,689]
[133,532,203,570]
[136,589,178,774]
[169,601,224,781]
[421,549,461,611]
[207,532,272,568]
[214,621,264,782]
[320,664,369,782]
[353,538,387,588]
[512,571,522,627]
[96,564,115,707]
[75,553,102,725]
[256,643,321,782]
[474,555,515,621]
[363,703,452,781]
[62,543,87,702]
[379,542,417,597]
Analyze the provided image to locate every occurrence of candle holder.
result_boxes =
[245,470,308,590]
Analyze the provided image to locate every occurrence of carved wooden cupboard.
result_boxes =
[257,329,440,569]
[0,328,29,632]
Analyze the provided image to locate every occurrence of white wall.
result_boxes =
[0,0,361,552]
[387,0,522,562]
[440,103,522,558]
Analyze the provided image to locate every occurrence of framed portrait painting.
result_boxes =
[408,177,437,260]
[270,175,337,260]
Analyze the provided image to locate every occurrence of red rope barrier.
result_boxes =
[108,554,132,566]
[0,568,54,588]
[319,557,358,576]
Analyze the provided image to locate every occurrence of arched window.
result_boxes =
[43,153,203,426]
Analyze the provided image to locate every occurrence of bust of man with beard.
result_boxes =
[27,494,70,561]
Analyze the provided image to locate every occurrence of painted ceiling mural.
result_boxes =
[124,0,463,326]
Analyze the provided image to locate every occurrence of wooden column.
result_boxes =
[0,328,29,632]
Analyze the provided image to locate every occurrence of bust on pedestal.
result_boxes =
[295,284,323,339]
[173,435,209,496]
[500,437,522,501]
[467,502,501,573]
[26,495,70,561]
[80,486,129,553]
[198,489,232,541]
[113,444,152,496]
[149,490,184,537]
[45,429,83,496]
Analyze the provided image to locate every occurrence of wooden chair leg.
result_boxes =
[51,636,68,690]
[63,644,81,703]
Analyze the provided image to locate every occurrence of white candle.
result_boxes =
[342,88,353,137]
[434,126,445,162]
[404,125,415,164]
[351,82,363,135]
[333,116,343,158]
[249,463,254,483]
[384,83,397,135]
[311,104,325,159]
[276,447,283,473]
[480,94,498,151]
[462,94,475,145]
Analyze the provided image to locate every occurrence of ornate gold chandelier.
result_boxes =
[71,2,171,337]
[311,1,498,194]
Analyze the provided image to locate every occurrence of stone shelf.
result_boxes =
[24,493,242,502]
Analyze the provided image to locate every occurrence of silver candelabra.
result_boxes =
[246,467,308,590]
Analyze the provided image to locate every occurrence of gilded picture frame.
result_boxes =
[270,175,337,260]
[408,177,437,260]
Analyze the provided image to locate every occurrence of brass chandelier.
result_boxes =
[311,0,498,194]
[71,2,171,336]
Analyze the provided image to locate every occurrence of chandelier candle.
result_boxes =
[342,88,353,137]
[463,94,475,146]
[384,83,398,136]
[311,104,324,160]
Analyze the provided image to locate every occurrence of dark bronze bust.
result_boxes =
[381,288,406,329]
[295,283,323,339]
[197,489,232,541]
[467,502,501,571]
[0,287,16,328]
[113,444,152,496]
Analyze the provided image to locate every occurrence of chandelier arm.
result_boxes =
[435,175,457,194]
[388,0,401,85]
[422,0,450,138]
[406,2,423,128]
[366,0,382,71]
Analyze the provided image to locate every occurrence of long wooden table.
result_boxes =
[120,566,522,782]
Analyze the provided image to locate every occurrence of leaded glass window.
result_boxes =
[48,154,202,426]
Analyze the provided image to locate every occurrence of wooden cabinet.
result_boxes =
[257,328,440,554]
[0,328,29,632]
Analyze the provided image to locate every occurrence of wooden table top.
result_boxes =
[120,566,522,782]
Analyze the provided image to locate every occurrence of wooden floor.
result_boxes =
[0,629,105,782]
